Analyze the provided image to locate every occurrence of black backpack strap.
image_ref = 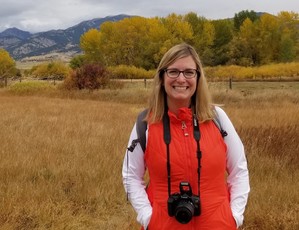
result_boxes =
[136,109,148,152]
[127,109,148,152]
[212,107,228,138]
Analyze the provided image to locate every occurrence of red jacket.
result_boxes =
[144,108,237,230]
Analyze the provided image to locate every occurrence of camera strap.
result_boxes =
[193,114,201,198]
[163,109,171,196]
[163,109,201,198]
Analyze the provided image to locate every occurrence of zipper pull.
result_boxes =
[182,121,189,136]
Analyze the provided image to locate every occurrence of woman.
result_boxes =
[122,43,250,230]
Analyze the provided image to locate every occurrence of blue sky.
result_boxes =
[0,0,298,33]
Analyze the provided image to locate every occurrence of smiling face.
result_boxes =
[163,55,198,113]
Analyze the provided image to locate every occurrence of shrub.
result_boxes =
[69,55,86,70]
[205,62,299,80]
[28,62,70,80]
[108,65,155,79]
[64,63,109,90]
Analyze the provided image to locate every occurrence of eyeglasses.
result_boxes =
[164,68,198,79]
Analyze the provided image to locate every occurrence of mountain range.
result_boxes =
[0,14,131,61]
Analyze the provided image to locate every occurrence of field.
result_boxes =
[0,81,298,229]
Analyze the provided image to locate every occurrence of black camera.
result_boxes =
[167,181,201,224]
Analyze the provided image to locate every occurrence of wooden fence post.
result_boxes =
[229,78,232,90]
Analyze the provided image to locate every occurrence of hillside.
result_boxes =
[0,14,132,61]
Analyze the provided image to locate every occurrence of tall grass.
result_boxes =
[222,98,299,230]
[0,81,298,229]
[0,95,140,229]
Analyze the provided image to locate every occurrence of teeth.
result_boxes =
[174,86,187,90]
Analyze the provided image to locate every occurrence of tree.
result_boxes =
[0,49,17,86]
[184,13,215,65]
[80,29,103,63]
[277,11,299,41]
[98,17,154,67]
[228,18,258,66]
[211,19,234,65]
[97,15,193,69]
[142,17,170,68]
[77,11,298,68]
[162,13,194,45]
[153,14,194,65]
[234,10,259,31]
[279,33,296,62]
[277,11,299,62]
[256,13,280,63]
[230,11,298,65]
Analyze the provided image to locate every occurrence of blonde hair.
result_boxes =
[147,43,214,123]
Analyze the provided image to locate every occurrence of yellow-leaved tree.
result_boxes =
[277,11,299,62]
[184,12,216,65]
[0,49,17,86]
[257,13,280,64]
[80,29,102,63]
[80,15,194,69]
[98,16,168,69]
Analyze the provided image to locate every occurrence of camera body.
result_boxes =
[167,181,201,224]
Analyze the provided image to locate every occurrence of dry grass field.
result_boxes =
[0,81,298,229]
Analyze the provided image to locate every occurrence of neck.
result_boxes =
[167,98,191,116]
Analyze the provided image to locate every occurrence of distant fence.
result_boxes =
[2,77,298,90]
[129,77,299,90]
[0,77,60,88]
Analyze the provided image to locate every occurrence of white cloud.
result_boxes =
[0,0,298,33]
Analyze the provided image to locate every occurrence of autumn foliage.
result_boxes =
[0,49,17,86]
[79,11,299,69]
[65,63,109,90]
[107,65,155,79]
[26,61,70,80]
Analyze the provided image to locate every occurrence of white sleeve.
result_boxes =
[215,106,250,228]
[122,123,152,229]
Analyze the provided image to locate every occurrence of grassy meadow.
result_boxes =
[0,80,298,229]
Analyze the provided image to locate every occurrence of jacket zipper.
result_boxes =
[182,121,189,136]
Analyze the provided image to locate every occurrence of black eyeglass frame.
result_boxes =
[162,68,200,79]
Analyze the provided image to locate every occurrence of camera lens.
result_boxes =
[174,201,194,224]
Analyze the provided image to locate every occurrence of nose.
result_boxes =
[176,72,186,82]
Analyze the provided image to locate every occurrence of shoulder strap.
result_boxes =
[212,108,228,138]
[136,109,148,152]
